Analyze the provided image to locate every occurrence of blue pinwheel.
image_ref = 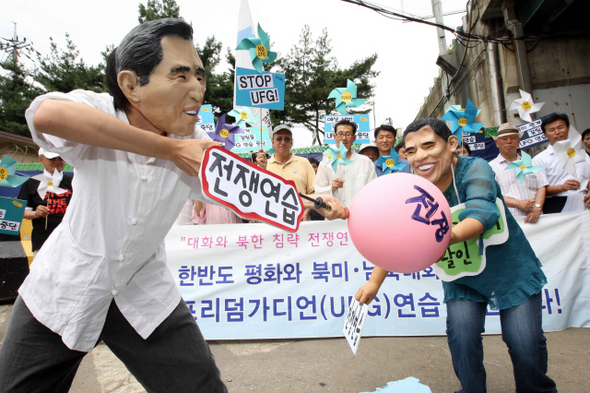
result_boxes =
[236,24,277,75]
[375,148,407,174]
[210,114,245,151]
[441,98,484,143]
[227,107,260,128]
[505,152,542,184]
[328,79,367,115]
[0,155,28,188]
[324,142,352,173]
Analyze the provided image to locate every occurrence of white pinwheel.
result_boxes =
[32,169,66,199]
[552,126,586,178]
[509,89,544,123]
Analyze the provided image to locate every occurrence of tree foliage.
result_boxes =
[196,37,235,119]
[138,0,181,23]
[274,26,379,145]
[35,34,107,94]
[0,60,43,136]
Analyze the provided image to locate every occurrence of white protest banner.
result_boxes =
[166,210,590,340]
[200,146,304,232]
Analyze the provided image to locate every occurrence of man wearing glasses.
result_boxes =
[532,113,590,213]
[259,124,316,196]
[17,148,73,257]
[315,119,377,207]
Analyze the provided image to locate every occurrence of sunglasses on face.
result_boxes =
[274,136,292,143]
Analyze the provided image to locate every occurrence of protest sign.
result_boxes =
[0,197,27,235]
[200,146,304,232]
[235,67,285,110]
[324,114,371,144]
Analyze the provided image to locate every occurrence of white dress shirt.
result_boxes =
[21,90,210,351]
[489,154,548,217]
[533,145,590,212]
[314,150,377,207]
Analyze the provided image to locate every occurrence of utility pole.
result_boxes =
[0,22,33,63]
[431,0,451,111]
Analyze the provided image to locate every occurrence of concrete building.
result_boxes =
[417,0,590,131]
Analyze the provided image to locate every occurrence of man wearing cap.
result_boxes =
[489,123,548,223]
[373,124,410,176]
[257,124,316,195]
[358,143,379,162]
[532,113,590,213]
[17,148,73,256]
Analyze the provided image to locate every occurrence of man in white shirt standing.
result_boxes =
[489,122,548,223]
[0,19,346,392]
[315,119,377,207]
[532,113,590,213]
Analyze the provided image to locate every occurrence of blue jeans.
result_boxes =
[0,296,227,393]
[446,292,557,393]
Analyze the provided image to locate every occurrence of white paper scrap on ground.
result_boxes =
[360,377,432,393]
[342,298,369,355]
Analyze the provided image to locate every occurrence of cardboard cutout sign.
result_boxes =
[200,146,304,232]
[235,67,286,110]
[434,198,509,282]
[324,114,371,144]
[0,196,27,235]
[232,126,272,153]
[342,298,369,355]
[195,104,215,133]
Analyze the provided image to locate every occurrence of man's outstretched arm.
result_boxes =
[33,100,218,176]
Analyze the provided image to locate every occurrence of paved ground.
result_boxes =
[1,304,588,392]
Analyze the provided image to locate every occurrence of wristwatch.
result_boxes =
[533,204,542,208]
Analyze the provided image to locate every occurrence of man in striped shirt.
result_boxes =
[489,122,548,223]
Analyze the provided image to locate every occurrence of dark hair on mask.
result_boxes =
[582,128,590,139]
[335,119,358,134]
[307,157,319,166]
[403,118,452,141]
[540,113,569,133]
[394,139,405,153]
[106,18,194,112]
[374,124,396,139]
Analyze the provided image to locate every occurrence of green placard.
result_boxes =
[434,198,508,281]
[0,196,27,235]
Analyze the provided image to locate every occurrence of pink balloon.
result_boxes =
[348,173,452,273]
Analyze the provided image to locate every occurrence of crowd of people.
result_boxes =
[178,111,589,226]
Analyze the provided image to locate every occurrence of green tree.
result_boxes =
[196,37,234,119]
[0,59,43,137]
[274,26,379,145]
[35,34,107,93]
[138,0,181,23]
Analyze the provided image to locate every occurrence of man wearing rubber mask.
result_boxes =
[0,18,347,392]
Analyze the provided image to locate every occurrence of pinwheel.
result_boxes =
[210,114,246,151]
[324,142,352,173]
[227,106,260,128]
[236,24,277,75]
[375,148,407,174]
[505,152,542,185]
[440,98,484,143]
[328,79,367,115]
[0,155,28,188]
[509,89,544,123]
[553,126,586,178]
[31,169,66,199]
